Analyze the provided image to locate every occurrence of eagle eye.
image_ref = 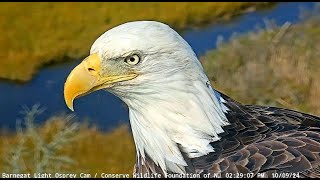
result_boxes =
[125,54,140,65]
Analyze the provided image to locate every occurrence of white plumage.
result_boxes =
[90,21,230,174]
[64,20,320,178]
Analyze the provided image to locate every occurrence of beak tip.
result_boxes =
[65,96,75,112]
[64,53,103,112]
[69,106,75,112]
[65,100,75,112]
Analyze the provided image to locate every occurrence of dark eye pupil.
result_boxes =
[130,57,135,62]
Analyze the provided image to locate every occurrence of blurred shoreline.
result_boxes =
[0,2,274,82]
[2,2,320,175]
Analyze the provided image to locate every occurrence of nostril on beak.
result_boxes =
[88,68,95,72]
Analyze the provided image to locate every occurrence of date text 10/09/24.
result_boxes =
[133,172,300,178]
[225,172,300,178]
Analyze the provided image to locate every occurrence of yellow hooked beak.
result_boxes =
[64,53,138,111]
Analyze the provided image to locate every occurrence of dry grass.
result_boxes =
[61,124,135,175]
[0,2,273,82]
[0,106,135,175]
[202,12,320,116]
[3,3,320,176]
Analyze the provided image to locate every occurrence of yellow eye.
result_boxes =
[125,54,140,65]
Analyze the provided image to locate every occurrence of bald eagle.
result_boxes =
[64,21,320,178]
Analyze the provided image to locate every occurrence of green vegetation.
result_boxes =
[0,2,272,82]
[202,13,320,116]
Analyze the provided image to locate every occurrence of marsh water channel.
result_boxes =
[0,2,317,131]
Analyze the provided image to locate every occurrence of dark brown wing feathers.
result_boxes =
[134,91,320,178]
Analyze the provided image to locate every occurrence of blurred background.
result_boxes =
[0,2,319,176]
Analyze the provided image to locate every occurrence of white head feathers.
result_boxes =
[90,21,229,174]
